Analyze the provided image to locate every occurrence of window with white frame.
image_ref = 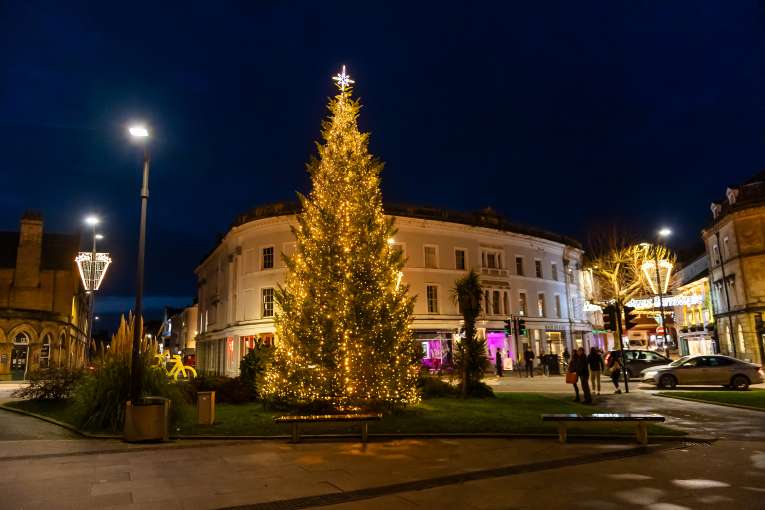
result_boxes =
[554,295,562,318]
[424,246,438,268]
[551,263,558,281]
[455,249,466,270]
[262,288,274,317]
[537,293,546,317]
[535,260,543,278]
[482,248,503,269]
[492,290,500,315]
[262,246,274,269]
[426,285,439,313]
[515,256,524,276]
[519,292,528,316]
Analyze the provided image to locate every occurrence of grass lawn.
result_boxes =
[5,394,682,436]
[659,389,765,410]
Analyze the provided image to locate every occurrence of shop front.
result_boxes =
[417,331,455,372]
[679,328,717,356]
[485,330,514,370]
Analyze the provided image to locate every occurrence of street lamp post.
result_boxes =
[84,215,100,359]
[129,125,150,403]
[654,231,668,350]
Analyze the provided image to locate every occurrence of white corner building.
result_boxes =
[195,203,593,376]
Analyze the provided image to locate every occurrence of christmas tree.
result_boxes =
[264,67,420,406]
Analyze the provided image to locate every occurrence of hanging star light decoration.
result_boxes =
[332,65,355,91]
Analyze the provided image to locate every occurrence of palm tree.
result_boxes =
[452,270,486,396]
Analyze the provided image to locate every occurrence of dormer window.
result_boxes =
[726,187,739,205]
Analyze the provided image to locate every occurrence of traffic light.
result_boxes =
[622,306,637,330]
[503,319,513,335]
[517,318,527,336]
[602,305,616,331]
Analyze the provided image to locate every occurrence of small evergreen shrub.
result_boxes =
[418,376,459,398]
[239,346,273,398]
[11,368,83,400]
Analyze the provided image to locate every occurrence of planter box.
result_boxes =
[124,397,171,442]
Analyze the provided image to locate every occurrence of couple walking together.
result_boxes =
[567,347,620,403]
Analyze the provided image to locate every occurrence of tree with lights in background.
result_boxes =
[263,67,421,407]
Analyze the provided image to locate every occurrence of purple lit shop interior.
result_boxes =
[487,331,514,360]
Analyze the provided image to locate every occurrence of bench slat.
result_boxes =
[274,413,382,424]
[541,413,664,422]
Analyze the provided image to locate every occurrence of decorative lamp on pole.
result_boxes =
[641,228,673,351]
[129,124,150,403]
[76,215,111,358]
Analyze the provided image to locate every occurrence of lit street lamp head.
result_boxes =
[84,215,100,226]
[95,234,104,240]
[129,125,149,138]
[658,227,672,238]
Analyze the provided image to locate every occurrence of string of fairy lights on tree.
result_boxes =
[263,66,421,406]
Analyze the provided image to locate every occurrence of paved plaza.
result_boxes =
[1,390,764,510]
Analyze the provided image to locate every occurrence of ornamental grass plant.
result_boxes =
[71,313,190,432]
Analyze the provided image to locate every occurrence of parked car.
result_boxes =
[641,354,764,390]
[604,350,671,379]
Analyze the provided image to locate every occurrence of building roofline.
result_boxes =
[197,201,583,269]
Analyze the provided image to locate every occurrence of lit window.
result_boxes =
[262,288,274,317]
[262,247,274,269]
[40,334,51,368]
[537,293,546,317]
[424,246,437,268]
[426,285,439,313]
[519,292,528,316]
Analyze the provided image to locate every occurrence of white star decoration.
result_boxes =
[332,65,355,91]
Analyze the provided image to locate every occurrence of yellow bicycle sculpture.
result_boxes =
[153,354,197,381]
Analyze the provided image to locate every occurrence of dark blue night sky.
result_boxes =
[2,1,763,320]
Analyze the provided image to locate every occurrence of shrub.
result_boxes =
[185,373,255,404]
[239,346,273,398]
[465,381,495,398]
[11,368,83,400]
[72,352,190,432]
[418,376,459,398]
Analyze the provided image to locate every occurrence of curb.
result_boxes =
[3,403,694,443]
[0,403,118,439]
[657,393,765,413]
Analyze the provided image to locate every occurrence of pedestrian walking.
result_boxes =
[587,347,604,395]
[495,349,503,377]
[567,347,592,403]
[524,347,535,378]
[608,353,622,394]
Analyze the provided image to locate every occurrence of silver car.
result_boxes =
[641,354,764,390]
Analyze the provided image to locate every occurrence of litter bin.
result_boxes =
[124,397,171,442]
[197,391,215,425]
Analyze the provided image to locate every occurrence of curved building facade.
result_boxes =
[195,203,593,376]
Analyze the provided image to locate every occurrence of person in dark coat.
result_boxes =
[495,349,503,377]
[563,348,571,369]
[587,347,605,395]
[567,347,592,403]
[524,348,535,378]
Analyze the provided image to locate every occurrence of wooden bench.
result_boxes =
[274,413,383,443]
[541,413,665,445]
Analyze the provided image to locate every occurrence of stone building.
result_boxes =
[195,203,592,377]
[161,303,198,356]
[0,212,90,379]
[703,171,765,364]
[672,254,716,356]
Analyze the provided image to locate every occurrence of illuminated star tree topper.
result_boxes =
[332,65,355,91]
